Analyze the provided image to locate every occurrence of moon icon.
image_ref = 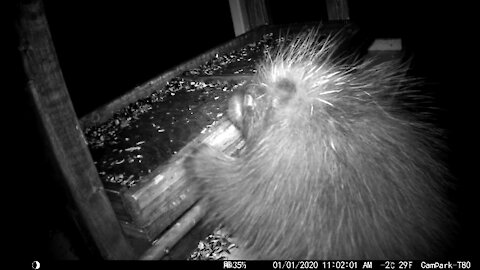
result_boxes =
[32,261,40,270]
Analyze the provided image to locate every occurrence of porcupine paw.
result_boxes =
[184,143,222,182]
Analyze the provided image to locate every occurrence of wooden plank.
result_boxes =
[162,219,217,260]
[140,202,207,260]
[121,184,198,242]
[17,0,134,259]
[368,38,402,51]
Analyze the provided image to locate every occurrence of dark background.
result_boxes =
[4,0,474,260]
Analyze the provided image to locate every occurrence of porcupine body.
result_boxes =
[185,29,454,259]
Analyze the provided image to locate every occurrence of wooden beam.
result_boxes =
[17,0,134,259]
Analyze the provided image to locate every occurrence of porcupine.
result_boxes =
[185,28,454,260]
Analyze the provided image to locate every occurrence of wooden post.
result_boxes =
[17,0,134,259]
[229,0,269,36]
[326,0,350,21]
